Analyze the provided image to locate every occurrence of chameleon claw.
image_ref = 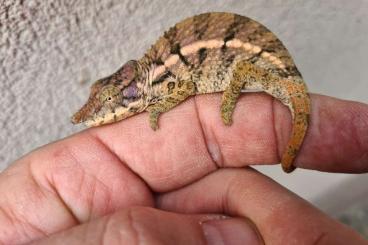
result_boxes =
[221,104,234,126]
[150,120,159,131]
[221,114,233,126]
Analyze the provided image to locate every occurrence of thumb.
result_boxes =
[32,207,262,245]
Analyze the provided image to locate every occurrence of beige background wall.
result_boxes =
[1,0,367,208]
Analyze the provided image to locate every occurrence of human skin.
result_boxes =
[0,93,367,244]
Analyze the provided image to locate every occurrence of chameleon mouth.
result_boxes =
[71,109,90,124]
[72,95,144,127]
[71,107,113,127]
[71,98,100,125]
[84,106,134,127]
[71,99,132,127]
[71,112,94,125]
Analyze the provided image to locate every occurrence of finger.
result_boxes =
[0,134,153,244]
[157,168,366,245]
[275,94,368,172]
[92,93,368,191]
[33,207,262,245]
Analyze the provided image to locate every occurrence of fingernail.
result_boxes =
[201,217,262,245]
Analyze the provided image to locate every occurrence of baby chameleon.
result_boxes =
[71,12,311,173]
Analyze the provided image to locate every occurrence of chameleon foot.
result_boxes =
[220,68,245,126]
[147,109,160,131]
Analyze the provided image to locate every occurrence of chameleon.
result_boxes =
[71,12,310,173]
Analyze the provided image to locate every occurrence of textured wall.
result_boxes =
[1,0,368,202]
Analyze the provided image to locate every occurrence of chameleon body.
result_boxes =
[71,12,310,173]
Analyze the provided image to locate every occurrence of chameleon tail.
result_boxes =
[224,60,311,173]
[276,80,311,173]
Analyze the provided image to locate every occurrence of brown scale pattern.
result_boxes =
[143,12,299,80]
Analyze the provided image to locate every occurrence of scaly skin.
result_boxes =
[71,12,311,173]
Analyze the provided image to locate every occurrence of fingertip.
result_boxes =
[290,94,368,172]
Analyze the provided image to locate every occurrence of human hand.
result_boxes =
[0,93,367,244]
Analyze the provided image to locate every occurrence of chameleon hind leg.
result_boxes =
[221,60,310,173]
[146,79,196,130]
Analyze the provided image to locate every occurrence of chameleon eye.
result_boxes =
[99,85,120,103]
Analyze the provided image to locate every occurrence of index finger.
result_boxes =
[92,93,368,190]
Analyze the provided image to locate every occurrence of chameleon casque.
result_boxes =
[71,12,310,173]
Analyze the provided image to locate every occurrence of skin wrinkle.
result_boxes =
[46,144,88,224]
[318,101,342,165]
[128,209,142,245]
[86,170,98,221]
[27,163,58,234]
[244,216,266,245]
[346,118,365,168]
[312,231,328,245]
[73,163,90,217]
[193,95,223,169]
[206,126,224,167]
[2,166,50,243]
[13,164,50,239]
[348,116,368,169]
[223,170,243,215]
[100,212,136,245]
[88,130,129,173]
[84,133,119,216]
[0,205,16,231]
[100,216,110,245]
[101,214,120,245]
[0,204,29,243]
[349,105,368,167]
[47,135,139,222]
[87,131,156,208]
[271,97,283,164]
[313,99,323,139]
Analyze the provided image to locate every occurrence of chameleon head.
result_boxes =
[71,60,146,127]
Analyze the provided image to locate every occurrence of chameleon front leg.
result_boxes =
[221,60,310,173]
[146,79,196,130]
[221,70,246,126]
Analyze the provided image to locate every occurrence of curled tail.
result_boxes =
[272,79,311,173]
[224,60,311,173]
[282,92,310,172]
